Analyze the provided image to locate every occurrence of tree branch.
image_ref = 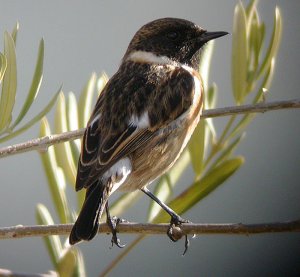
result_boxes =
[1,220,299,240]
[0,98,299,159]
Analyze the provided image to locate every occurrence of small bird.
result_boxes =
[69,18,227,249]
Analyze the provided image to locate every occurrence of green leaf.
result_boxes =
[36,204,62,267]
[0,52,7,84]
[0,32,17,131]
[39,117,70,223]
[153,157,244,223]
[78,73,96,128]
[54,92,77,186]
[248,10,259,75]
[199,41,215,93]
[73,249,87,277]
[11,22,19,45]
[11,39,44,128]
[257,7,282,79]
[245,0,258,34]
[188,119,206,177]
[66,92,79,132]
[207,83,217,109]
[245,0,258,18]
[65,92,84,208]
[232,2,248,104]
[66,91,81,161]
[56,249,77,277]
[229,58,275,139]
[97,72,109,95]
[0,87,60,143]
[215,133,245,166]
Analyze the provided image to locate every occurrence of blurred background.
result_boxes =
[0,0,299,276]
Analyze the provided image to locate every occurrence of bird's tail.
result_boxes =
[69,181,106,245]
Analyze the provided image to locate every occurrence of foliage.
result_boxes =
[38,73,108,276]
[0,23,60,143]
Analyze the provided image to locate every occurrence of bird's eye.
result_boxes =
[166,31,179,41]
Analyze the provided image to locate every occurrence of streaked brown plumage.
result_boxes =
[69,18,227,246]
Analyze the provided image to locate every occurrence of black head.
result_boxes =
[124,18,228,69]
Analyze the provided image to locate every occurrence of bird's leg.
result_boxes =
[141,187,190,254]
[105,202,125,248]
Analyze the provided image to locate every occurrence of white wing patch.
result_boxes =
[129,111,150,129]
[103,157,132,194]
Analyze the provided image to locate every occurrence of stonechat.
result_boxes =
[69,18,227,249]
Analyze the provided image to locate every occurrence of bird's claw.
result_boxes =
[167,216,191,255]
[107,216,126,248]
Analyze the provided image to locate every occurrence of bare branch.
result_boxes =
[1,220,299,240]
[0,98,300,159]
[203,98,300,118]
[0,268,57,277]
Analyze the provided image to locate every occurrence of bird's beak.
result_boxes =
[200,31,229,43]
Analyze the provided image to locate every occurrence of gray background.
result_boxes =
[0,0,299,276]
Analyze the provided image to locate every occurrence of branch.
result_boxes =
[0,98,299,159]
[0,268,57,277]
[203,98,300,118]
[1,220,299,240]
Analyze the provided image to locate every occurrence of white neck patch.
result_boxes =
[127,50,177,66]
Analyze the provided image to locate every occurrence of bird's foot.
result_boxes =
[106,216,126,248]
[167,215,190,255]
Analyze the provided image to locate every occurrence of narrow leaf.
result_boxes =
[257,7,282,78]
[74,249,87,277]
[66,92,85,209]
[39,117,70,223]
[188,119,206,177]
[11,22,19,45]
[0,32,17,131]
[245,0,258,35]
[36,204,62,267]
[56,249,77,277]
[229,58,275,139]
[215,133,245,166]
[11,39,44,128]
[232,2,248,104]
[199,41,214,93]
[54,92,77,186]
[207,83,217,109]
[97,72,109,95]
[0,52,7,83]
[67,91,81,160]
[0,88,60,143]
[78,73,97,128]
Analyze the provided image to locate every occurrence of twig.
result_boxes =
[0,98,300,159]
[1,220,299,240]
[0,268,57,277]
[203,98,300,118]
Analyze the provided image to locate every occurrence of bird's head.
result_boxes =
[124,17,228,69]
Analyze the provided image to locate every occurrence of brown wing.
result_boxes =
[75,64,197,191]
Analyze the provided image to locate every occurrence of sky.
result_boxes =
[0,1,299,276]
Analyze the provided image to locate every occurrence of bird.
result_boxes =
[69,17,228,249]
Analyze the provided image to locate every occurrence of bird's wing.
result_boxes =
[75,66,198,191]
